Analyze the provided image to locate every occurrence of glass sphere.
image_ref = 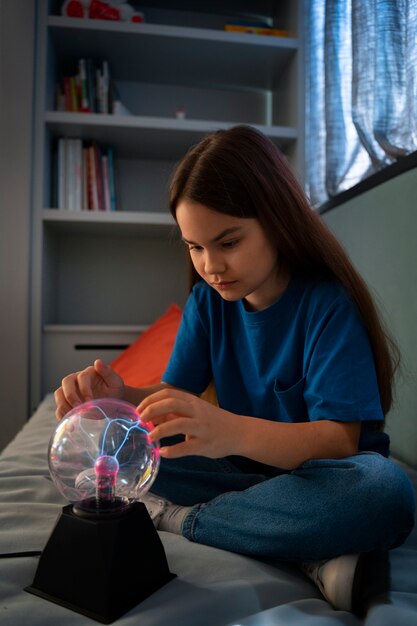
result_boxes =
[48,398,159,515]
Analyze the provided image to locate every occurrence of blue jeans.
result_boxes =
[151,450,416,561]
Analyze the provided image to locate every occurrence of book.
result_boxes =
[101,154,111,211]
[101,60,110,114]
[82,147,89,210]
[56,58,121,115]
[69,76,79,112]
[57,138,67,209]
[86,58,96,112]
[93,142,105,210]
[66,138,75,209]
[78,59,90,113]
[54,138,117,211]
[87,145,99,211]
[224,24,289,37]
[63,77,72,112]
[107,147,117,210]
[73,138,83,210]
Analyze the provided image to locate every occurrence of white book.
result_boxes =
[82,147,88,211]
[66,138,75,210]
[57,138,67,209]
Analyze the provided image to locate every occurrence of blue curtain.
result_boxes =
[305,0,417,207]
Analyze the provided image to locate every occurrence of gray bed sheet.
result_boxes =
[0,394,416,626]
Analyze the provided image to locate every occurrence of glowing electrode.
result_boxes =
[94,455,120,505]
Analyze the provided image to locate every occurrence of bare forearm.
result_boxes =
[236,417,361,470]
[124,383,169,407]
[136,388,361,465]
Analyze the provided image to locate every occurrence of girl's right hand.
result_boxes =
[54,359,125,420]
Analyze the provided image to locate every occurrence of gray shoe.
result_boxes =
[300,554,360,612]
[300,551,390,615]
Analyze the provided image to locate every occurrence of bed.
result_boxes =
[0,391,416,626]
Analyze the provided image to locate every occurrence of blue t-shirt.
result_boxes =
[162,275,389,456]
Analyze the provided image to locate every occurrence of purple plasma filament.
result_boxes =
[94,455,120,502]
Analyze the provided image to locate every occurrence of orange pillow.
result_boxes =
[111,304,182,386]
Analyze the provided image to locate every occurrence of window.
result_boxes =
[305,0,417,208]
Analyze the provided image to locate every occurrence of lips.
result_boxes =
[212,281,237,288]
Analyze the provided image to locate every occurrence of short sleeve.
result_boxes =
[304,294,384,423]
[162,287,212,394]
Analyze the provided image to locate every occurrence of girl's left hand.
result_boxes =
[137,388,243,459]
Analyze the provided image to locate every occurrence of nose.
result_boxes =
[203,249,226,275]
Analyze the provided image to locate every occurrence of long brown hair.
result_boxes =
[169,125,399,416]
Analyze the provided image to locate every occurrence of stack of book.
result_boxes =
[55,58,116,114]
[224,20,289,37]
[55,138,117,211]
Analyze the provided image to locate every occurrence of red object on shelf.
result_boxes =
[89,0,120,21]
[61,0,145,23]
[64,0,84,18]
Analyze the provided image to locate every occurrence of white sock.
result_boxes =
[158,503,193,534]
[140,492,193,534]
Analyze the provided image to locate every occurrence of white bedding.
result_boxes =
[0,394,416,626]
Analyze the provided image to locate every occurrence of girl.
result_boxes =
[55,125,415,614]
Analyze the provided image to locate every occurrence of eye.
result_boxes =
[187,244,203,252]
[221,239,239,249]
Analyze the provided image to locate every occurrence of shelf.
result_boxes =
[48,16,297,91]
[45,112,298,159]
[51,0,294,24]
[44,324,149,333]
[30,1,303,404]
[42,209,179,238]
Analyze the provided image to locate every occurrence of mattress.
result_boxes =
[0,394,416,625]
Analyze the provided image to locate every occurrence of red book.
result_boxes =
[69,76,79,112]
[93,142,104,210]
[87,145,99,210]
[63,77,72,112]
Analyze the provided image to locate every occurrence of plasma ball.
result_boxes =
[94,455,120,503]
[48,398,160,513]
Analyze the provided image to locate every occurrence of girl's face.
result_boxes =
[176,200,288,312]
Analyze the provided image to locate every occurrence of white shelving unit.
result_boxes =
[30,0,304,408]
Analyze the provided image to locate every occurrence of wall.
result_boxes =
[323,166,417,468]
[0,1,35,451]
